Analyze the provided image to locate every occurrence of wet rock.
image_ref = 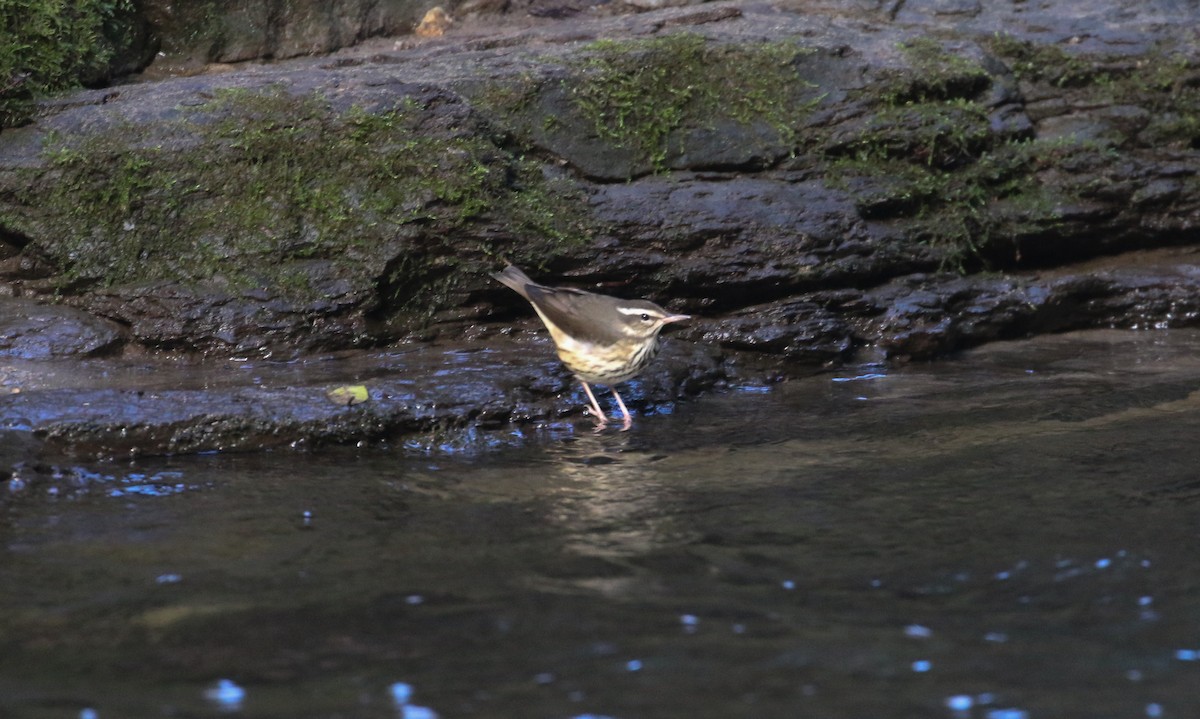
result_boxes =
[76,264,375,356]
[0,0,1197,456]
[586,174,929,305]
[697,299,856,365]
[0,334,727,460]
[2,1,1196,353]
[140,0,429,73]
[856,248,1200,360]
[0,298,125,359]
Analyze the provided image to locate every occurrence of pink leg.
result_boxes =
[610,388,633,430]
[580,382,608,423]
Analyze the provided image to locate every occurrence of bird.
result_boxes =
[491,264,690,429]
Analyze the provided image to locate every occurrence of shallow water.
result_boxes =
[4,329,1200,718]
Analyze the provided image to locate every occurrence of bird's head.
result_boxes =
[615,301,691,339]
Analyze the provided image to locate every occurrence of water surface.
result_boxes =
[3,329,1200,718]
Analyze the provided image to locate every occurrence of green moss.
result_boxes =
[466,71,546,127]
[878,37,992,105]
[829,35,1195,269]
[834,98,992,168]
[815,37,1173,270]
[1124,52,1199,148]
[930,138,1126,270]
[988,35,1199,149]
[827,135,1120,271]
[903,142,1044,270]
[22,85,588,310]
[566,33,817,171]
[830,38,997,162]
[464,34,821,177]
[0,0,140,128]
[817,40,994,267]
[986,33,1101,88]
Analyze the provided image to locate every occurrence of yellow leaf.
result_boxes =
[326,385,369,406]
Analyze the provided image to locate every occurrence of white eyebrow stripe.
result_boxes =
[617,306,656,316]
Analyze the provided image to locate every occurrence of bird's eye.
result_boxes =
[640,313,651,322]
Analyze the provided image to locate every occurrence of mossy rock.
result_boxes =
[140,0,427,71]
[4,83,591,351]
[987,34,1200,150]
[471,32,822,181]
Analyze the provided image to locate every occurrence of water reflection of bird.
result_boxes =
[492,265,690,429]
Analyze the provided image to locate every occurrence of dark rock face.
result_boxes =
[0,0,1197,456]
[0,298,125,359]
[77,274,372,356]
[140,0,429,72]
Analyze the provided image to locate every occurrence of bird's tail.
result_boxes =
[491,264,537,299]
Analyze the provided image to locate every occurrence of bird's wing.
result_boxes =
[525,285,625,346]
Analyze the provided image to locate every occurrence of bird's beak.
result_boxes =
[661,314,691,325]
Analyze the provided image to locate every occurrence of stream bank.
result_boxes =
[0,0,1197,466]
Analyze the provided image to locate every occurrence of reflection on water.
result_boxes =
[3,330,1200,718]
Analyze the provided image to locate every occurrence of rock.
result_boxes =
[698,299,856,365]
[75,273,372,357]
[0,0,1197,456]
[586,173,929,305]
[854,247,1200,360]
[140,0,430,74]
[0,298,125,359]
[0,333,728,459]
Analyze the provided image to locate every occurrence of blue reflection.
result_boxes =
[105,470,191,498]
[75,468,114,484]
[126,471,184,482]
[904,624,932,638]
[203,678,245,712]
[389,683,413,705]
[110,483,188,498]
[389,682,440,719]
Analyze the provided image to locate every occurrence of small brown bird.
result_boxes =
[492,265,690,428]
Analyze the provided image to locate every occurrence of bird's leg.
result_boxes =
[610,388,633,431]
[580,381,608,423]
